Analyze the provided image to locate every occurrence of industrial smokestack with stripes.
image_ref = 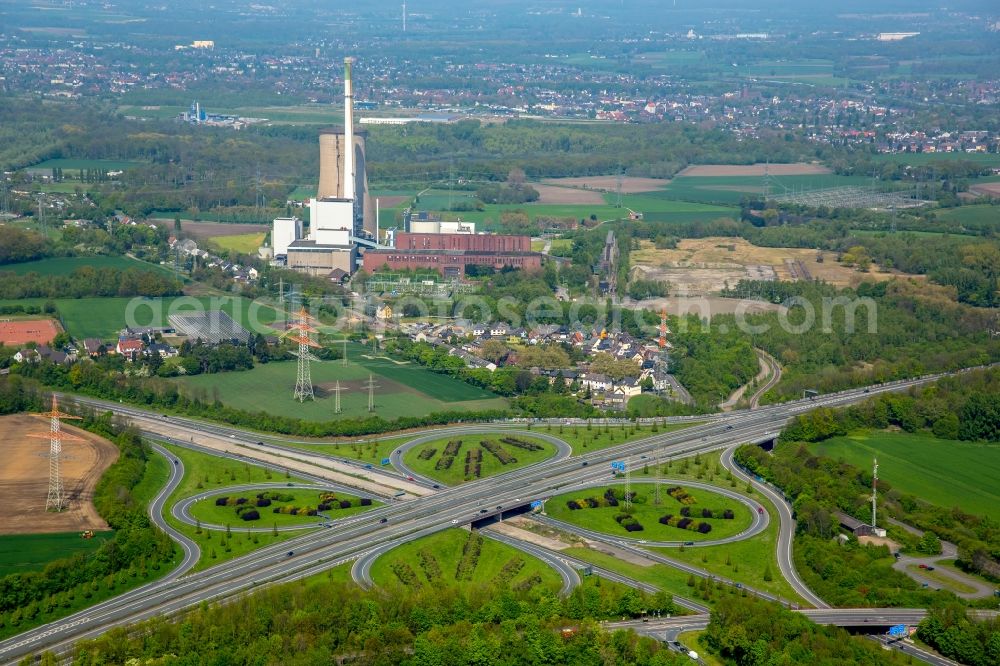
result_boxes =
[314,57,375,238]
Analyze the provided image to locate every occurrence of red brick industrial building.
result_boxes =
[363,232,542,277]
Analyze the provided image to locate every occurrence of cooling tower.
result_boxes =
[317,133,375,237]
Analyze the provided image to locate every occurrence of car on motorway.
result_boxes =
[286,551,294,557]
[406,476,415,481]
[581,461,588,467]
[174,459,179,465]
[757,506,764,515]
[230,434,235,438]
[725,425,734,431]
[432,484,440,489]
[918,564,928,569]
[684,541,694,546]
[479,508,488,513]
[451,519,459,524]
[927,566,935,571]
[379,517,388,523]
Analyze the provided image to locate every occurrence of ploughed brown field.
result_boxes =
[0,414,119,535]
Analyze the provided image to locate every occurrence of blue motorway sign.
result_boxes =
[380,458,391,466]
[611,461,626,471]
[530,500,543,509]
[888,624,907,638]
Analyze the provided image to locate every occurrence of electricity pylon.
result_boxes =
[363,374,380,412]
[29,395,83,512]
[329,380,346,414]
[282,307,322,402]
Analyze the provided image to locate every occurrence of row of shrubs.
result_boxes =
[494,557,526,585]
[417,448,436,461]
[391,562,421,587]
[465,448,482,478]
[667,487,697,505]
[679,506,734,519]
[501,436,543,452]
[237,509,260,521]
[514,573,543,592]
[417,549,441,582]
[455,531,483,581]
[216,490,295,509]
[659,514,713,533]
[565,489,637,511]
[481,439,516,465]
[436,440,463,470]
[274,505,319,516]
[614,513,644,532]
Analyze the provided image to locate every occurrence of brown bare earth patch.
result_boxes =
[542,175,671,193]
[631,237,914,295]
[0,414,119,535]
[375,195,409,208]
[149,219,270,239]
[677,163,832,177]
[531,184,606,205]
[969,182,1000,198]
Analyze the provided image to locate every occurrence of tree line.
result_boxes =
[0,266,182,300]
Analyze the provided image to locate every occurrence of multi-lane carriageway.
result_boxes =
[0,369,987,664]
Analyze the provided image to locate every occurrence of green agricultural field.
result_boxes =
[188,487,378,528]
[810,430,1000,520]
[0,531,115,577]
[175,346,507,421]
[643,174,875,206]
[403,434,556,485]
[934,204,1000,227]
[0,294,283,341]
[547,483,751,542]
[208,232,266,254]
[24,158,143,173]
[371,528,562,592]
[1,255,176,277]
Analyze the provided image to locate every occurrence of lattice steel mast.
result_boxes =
[282,307,323,402]
[29,395,83,512]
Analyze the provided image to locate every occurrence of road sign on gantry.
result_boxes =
[888,624,907,638]
[530,500,543,509]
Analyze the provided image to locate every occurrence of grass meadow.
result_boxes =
[810,430,1000,520]
[403,434,557,485]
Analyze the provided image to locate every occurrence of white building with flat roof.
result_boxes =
[272,216,303,257]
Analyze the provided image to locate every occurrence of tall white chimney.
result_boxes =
[343,57,355,202]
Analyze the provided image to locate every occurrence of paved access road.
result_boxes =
[1,369,974,664]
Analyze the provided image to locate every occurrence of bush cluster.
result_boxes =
[390,562,421,587]
[436,440,463,470]
[464,448,482,478]
[273,505,318,516]
[500,436,543,451]
[481,439,516,465]
[494,557,526,585]
[417,448,436,461]
[615,513,644,532]
[417,549,442,582]
[658,514,712,533]
[667,486,697,505]
[678,506,733,519]
[455,532,483,581]
[513,573,543,592]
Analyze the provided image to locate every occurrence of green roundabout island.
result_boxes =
[186,486,382,529]
[545,482,754,542]
[370,528,563,592]
[402,434,558,485]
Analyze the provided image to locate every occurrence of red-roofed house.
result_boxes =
[116,337,144,362]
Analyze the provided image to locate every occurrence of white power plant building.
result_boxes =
[272,217,303,257]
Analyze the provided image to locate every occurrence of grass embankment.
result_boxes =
[537,421,699,455]
[546,483,751,542]
[809,430,1000,520]
[188,488,378,528]
[371,528,562,592]
[159,443,315,571]
[403,435,556,485]
[278,436,415,463]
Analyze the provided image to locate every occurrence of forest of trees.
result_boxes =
[917,604,1000,666]
[668,315,759,407]
[0,266,182,299]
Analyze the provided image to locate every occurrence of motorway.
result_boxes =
[0,370,974,664]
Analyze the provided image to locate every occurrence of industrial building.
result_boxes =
[362,231,540,277]
[272,217,303,258]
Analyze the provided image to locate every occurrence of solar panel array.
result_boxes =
[168,311,252,345]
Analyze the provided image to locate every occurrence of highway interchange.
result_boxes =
[0,369,983,665]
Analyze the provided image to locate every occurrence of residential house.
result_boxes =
[146,342,178,358]
[116,337,145,362]
[81,338,107,356]
[13,348,40,363]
